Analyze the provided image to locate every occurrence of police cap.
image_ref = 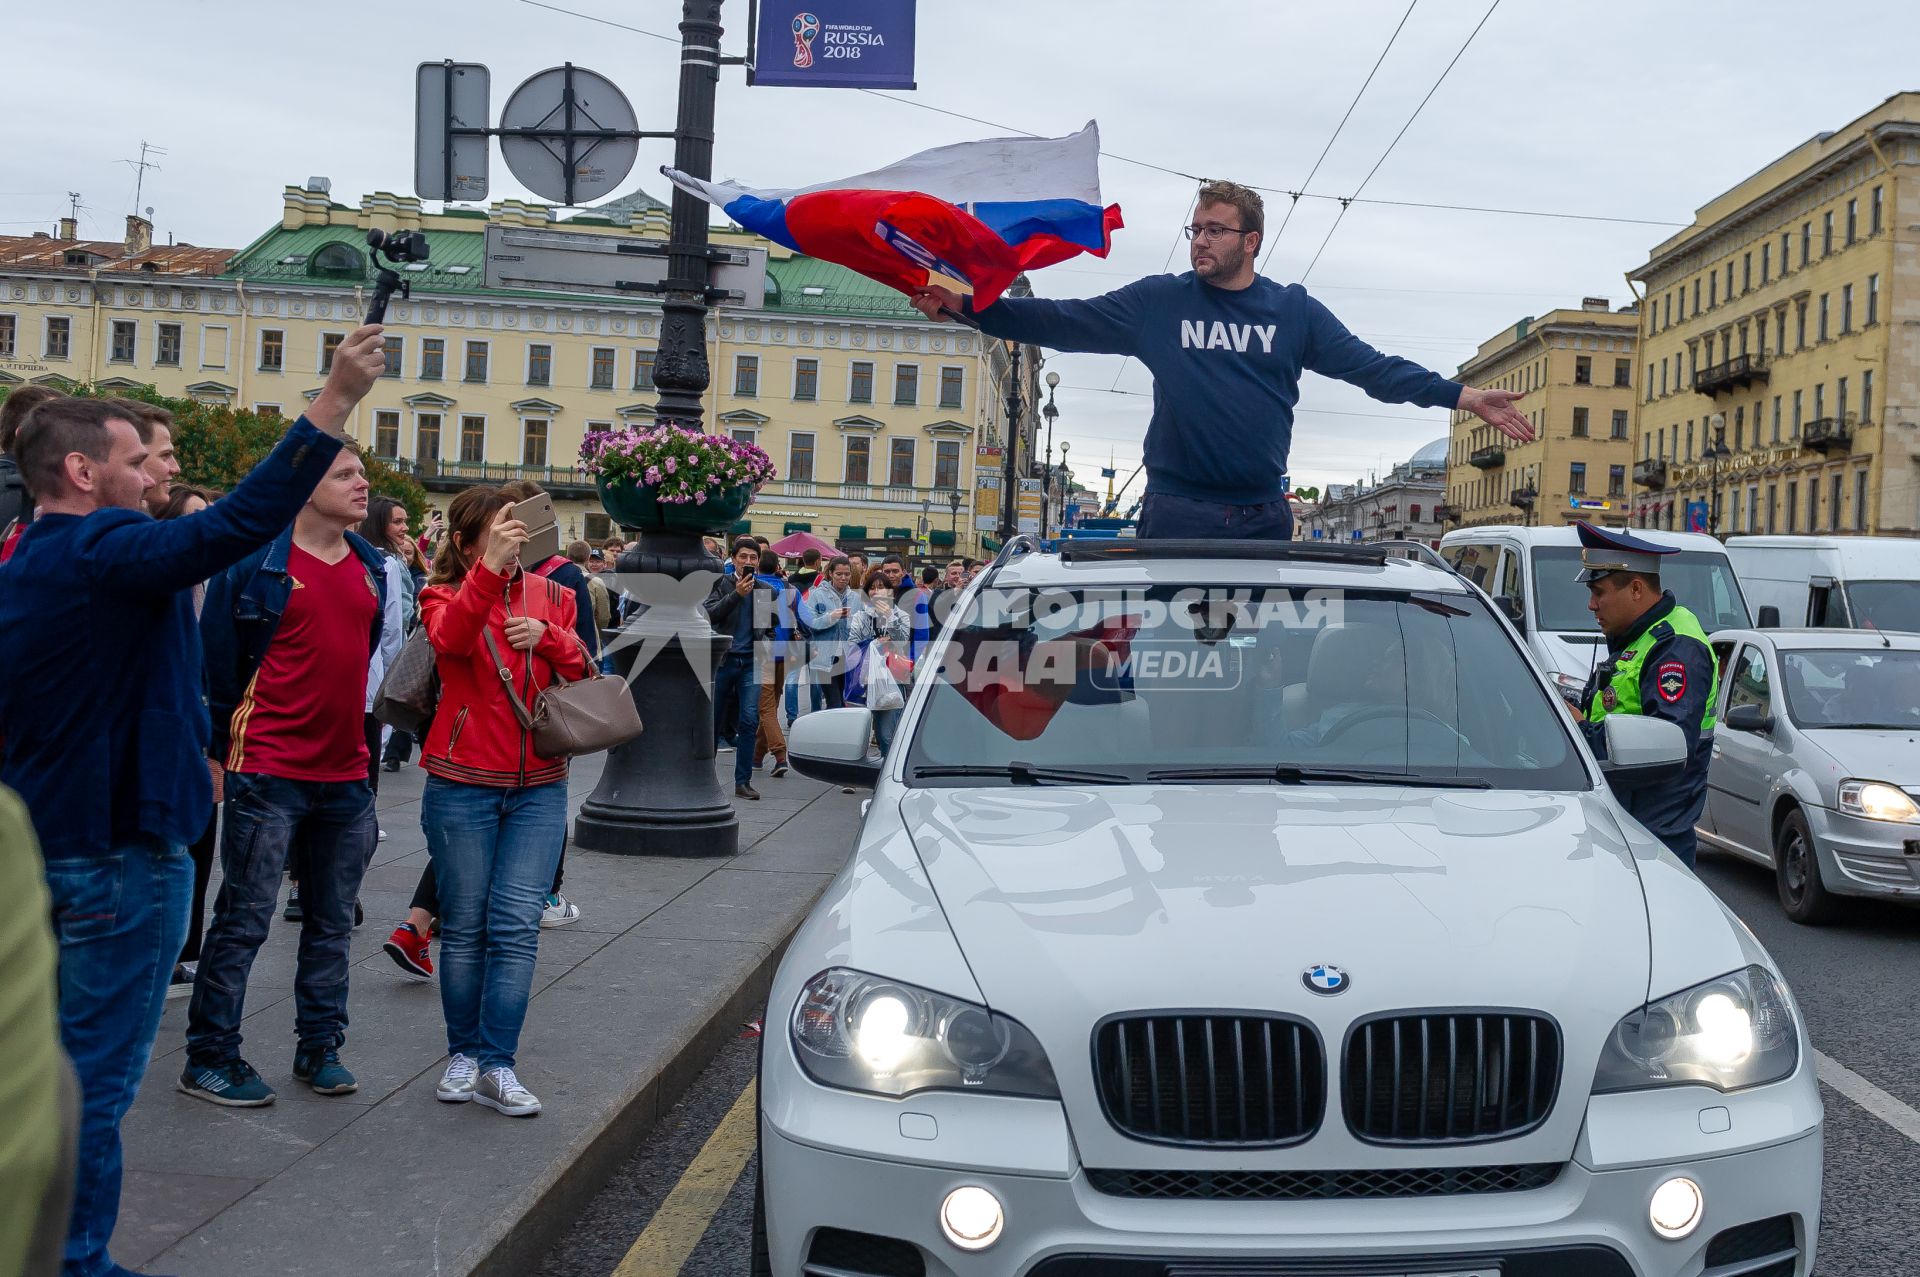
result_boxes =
[1574,521,1677,584]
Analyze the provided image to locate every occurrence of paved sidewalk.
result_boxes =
[112,753,857,1276]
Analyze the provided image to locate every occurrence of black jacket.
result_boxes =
[0,454,28,533]
[704,573,777,647]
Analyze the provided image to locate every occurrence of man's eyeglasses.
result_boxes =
[1184,223,1253,242]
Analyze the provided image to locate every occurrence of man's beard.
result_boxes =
[1194,244,1246,280]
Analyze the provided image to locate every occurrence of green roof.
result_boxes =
[223,220,916,319]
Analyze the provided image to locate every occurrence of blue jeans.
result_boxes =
[423,777,567,1072]
[872,707,902,756]
[1138,491,1295,541]
[713,651,761,786]
[186,774,376,1066]
[44,838,190,1277]
[785,658,824,724]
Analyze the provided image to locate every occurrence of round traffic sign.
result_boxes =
[498,65,639,206]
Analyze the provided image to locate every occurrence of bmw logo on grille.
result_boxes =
[1302,964,1350,996]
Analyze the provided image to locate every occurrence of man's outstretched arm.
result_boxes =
[1303,295,1534,442]
[911,282,1147,356]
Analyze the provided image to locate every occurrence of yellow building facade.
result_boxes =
[1629,92,1920,535]
[1443,301,1640,530]
[0,182,1038,558]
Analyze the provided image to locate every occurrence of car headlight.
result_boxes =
[1838,779,1920,823]
[1593,965,1798,1094]
[790,968,1059,1099]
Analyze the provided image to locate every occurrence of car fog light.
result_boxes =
[1648,1176,1703,1240]
[939,1185,1004,1251]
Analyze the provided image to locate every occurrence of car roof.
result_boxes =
[991,544,1473,593]
[1709,627,1920,650]
[1440,525,1728,552]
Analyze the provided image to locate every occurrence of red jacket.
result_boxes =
[420,562,591,788]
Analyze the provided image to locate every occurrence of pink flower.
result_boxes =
[664,457,677,474]
[645,466,662,484]
[694,490,707,504]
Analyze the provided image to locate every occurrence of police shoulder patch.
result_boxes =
[1657,660,1686,703]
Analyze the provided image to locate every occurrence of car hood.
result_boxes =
[1537,631,1609,684]
[900,784,1655,1167]
[1799,728,1920,789]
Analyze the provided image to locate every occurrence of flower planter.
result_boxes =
[597,475,754,535]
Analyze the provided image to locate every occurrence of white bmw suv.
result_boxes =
[760,538,1821,1277]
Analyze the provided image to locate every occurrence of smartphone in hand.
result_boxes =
[517,493,561,564]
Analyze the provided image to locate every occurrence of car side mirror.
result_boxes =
[1598,715,1688,788]
[1722,703,1774,734]
[1755,605,1780,629]
[1496,594,1525,627]
[788,707,882,788]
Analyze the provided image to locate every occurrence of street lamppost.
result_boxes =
[999,340,1023,543]
[1058,440,1070,533]
[947,486,962,548]
[1706,412,1732,536]
[1040,371,1060,539]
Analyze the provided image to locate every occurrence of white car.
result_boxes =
[762,538,1821,1277]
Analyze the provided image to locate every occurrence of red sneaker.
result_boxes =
[382,923,433,982]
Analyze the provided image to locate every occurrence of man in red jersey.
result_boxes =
[183,442,389,1105]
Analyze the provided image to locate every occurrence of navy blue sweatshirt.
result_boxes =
[972,273,1464,506]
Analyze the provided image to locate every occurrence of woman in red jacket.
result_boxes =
[418,486,589,1117]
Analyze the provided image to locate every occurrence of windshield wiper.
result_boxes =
[910,762,1133,785]
[1146,764,1491,790]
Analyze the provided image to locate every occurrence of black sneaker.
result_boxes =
[292,1046,359,1096]
[179,1059,276,1106]
[283,887,302,922]
[166,961,197,1000]
[381,759,402,773]
[354,899,364,928]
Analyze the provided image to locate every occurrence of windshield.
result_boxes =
[1840,582,1920,634]
[1780,648,1920,730]
[902,585,1587,789]
[1531,547,1751,633]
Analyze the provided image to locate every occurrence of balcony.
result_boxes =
[759,480,969,510]
[1509,486,1538,510]
[402,459,596,499]
[1633,457,1668,489]
[1803,417,1852,453]
[1468,445,1506,470]
[1692,353,1769,396]
[1433,504,1459,523]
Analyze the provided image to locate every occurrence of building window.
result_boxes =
[1692,278,1700,313]
[1761,244,1770,283]
[794,357,819,401]
[37,316,68,360]
[1862,370,1874,425]
[260,329,285,371]
[1795,302,1807,349]
[893,364,919,406]
[1574,356,1592,385]
[1748,486,1760,532]
[1663,293,1671,328]
[733,354,758,397]
[1817,294,1830,343]
[730,427,756,447]
[254,404,282,420]
[459,415,486,463]
[420,338,445,380]
[1786,480,1798,533]
[849,361,874,403]
[320,332,345,373]
[1846,199,1857,246]
[1571,406,1589,437]
[1708,273,1717,309]
[1837,376,1849,425]
[1807,477,1818,530]
[1733,408,1744,451]
[1855,469,1869,532]
[934,439,961,490]
[844,436,871,485]
[1741,253,1751,293]
[110,321,136,363]
[1813,383,1825,421]
[374,410,401,458]
[1659,361,1668,397]
[1608,464,1625,497]
[1822,211,1834,256]
[1771,396,1782,443]
[1871,185,1884,235]
[788,432,815,482]
[522,419,548,467]
[1568,462,1586,495]
[1611,409,1629,440]
[0,314,13,357]
[888,438,915,487]
[1830,473,1844,532]
[1781,231,1792,273]
[1840,283,1855,335]
[939,366,964,409]
[526,344,552,386]
[1867,274,1879,326]
[464,340,488,383]
[634,350,656,391]
[590,347,615,390]
[1726,262,1735,298]
[416,413,442,461]
[1801,222,1812,266]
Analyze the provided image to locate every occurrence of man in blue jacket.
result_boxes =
[0,326,386,1277]
[913,180,1534,541]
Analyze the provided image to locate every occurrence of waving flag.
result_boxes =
[662,122,1123,309]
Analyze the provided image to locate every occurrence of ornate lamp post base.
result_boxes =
[573,533,739,858]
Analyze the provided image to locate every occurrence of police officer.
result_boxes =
[1573,523,1719,868]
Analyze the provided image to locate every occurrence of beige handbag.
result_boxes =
[484,625,642,759]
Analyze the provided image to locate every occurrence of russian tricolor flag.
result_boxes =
[663,122,1123,309]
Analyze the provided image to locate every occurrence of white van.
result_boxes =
[1723,535,1920,631]
[1439,525,1752,701]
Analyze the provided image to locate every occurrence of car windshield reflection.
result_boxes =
[1781,648,1920,730]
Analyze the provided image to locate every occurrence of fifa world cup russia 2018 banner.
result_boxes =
[661,122,1124,309]
[752,0,917,89]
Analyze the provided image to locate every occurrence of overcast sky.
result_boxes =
[9,1,1918,500]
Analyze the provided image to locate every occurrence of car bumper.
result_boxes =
[1806,805,1920,899]
[761,1119,1821,1277]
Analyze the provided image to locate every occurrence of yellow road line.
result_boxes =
[612,1079,759,1277]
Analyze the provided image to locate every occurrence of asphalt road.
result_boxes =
[545,854,1920,1277]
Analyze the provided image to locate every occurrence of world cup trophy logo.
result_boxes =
[792,12,820,68]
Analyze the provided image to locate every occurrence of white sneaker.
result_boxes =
[475,1066,541,1117]
[435,1053,479,1104]
[540,892,580,928]
[377,828,388,842]
[716,742,735,753]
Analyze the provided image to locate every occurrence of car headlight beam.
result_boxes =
[1593,965,1798,1094]
[791,968,1060,1100]
[1838,779,1920,823]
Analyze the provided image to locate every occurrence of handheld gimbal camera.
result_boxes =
[364,228,430,324]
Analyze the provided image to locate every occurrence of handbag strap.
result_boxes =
[482,627,540,731]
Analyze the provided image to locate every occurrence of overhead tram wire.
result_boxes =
[518,0,1684,234]
[1297,0,1504,283]
[1257,0,1419,276]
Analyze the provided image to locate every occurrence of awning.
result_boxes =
[884,526,913,540]
[838,525,868,539]
[929,529,956,546]
[981,535,1002,552]
[729,518,751,534]
[782,521,812,533]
